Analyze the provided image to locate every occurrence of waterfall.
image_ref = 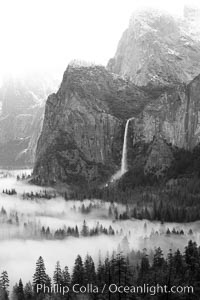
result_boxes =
[111,117,134,182]
[121,118,133,174]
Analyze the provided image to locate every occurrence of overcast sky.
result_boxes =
[0,0,199,78]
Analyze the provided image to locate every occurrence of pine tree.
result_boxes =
[0,271,9,300]
[138,251,150,282]
[124,256,133,287]
[153,247,164,268]
[24,282,34,300]
[173,249,183,276]
[185,240,199,283]
[81,220,89,237]
[33,256,47,291]
[185,240,199,268]
[0,271,9,291]
[84,254,96,284]
[62,266,71,286]
[108,206,112,217]
[0,288,9,300]
[166,249,177,294]
[17,279,25,300]
[96,254,105,287]
[104,256,112,300]
[53,261,62,285]
[12,283,18,300]
[45,275,51,290]
[152,247,166,286]
[121,236,130,254]
[46,227,51,238]
[71,255,84,285]
[112,252,128,287]
[75,226,79,237]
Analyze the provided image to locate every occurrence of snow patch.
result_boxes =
[167,48,180,56]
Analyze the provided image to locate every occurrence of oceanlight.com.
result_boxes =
[37,283,194,296]
[108,284,194,296]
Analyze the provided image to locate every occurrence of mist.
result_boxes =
[0,0,199,80]
[0,170,199,288]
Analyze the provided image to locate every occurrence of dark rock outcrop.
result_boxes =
[33,63,151,186]
[105,6,200,179]
[132,75,200,151]
[33,8,200,186]
[120,74,200,179]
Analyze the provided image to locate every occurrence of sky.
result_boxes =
[0,0,200,78]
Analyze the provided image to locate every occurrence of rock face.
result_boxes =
[33,7,200,186]
[132,75,200,151]
[33,63,150,186]
[144,137,174,176]
[122,74,200,178]
[107,7,200,88]
[105,7,200,178]
[183,5,200,41]
[0,73,58,167]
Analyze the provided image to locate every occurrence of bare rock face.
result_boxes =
[186,74,200,149]
[32,8,200,184]
[33,66,200,186]
[33,63,150,186]
[132,85,188,148]
[0,74,58,167]
[183,5,200,41]
[107,8,200,88]
[125,119,174,178]
[106,7,200,177]
[15,105,45,165]
[144,137,173,176]
[131,74,200,154]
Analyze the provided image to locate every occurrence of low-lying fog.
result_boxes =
[0,169,200,288]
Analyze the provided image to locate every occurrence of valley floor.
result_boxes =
[0,170,199,288]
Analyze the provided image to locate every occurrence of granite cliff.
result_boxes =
[132,74,200,150]
[105,6,200,178]
[121,74,200,177]
[33,63,150,186]
[0,73,59,167]
[107,7,200,89]
[33,7,200,187]
[34,73,200,185]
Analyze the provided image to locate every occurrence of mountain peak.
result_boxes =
[107,7,200,88]
[128,8,178,38]
[184,5,200,20]
[182,5,200,41]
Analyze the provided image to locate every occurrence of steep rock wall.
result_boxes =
[131,75,200,151]
[33,63,150,186]
[108,8,200,89]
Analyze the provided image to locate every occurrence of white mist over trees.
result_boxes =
[0,170,199,288]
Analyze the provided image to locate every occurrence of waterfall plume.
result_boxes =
[111,117,134,182]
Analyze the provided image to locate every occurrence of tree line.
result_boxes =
[1,240,200,299]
